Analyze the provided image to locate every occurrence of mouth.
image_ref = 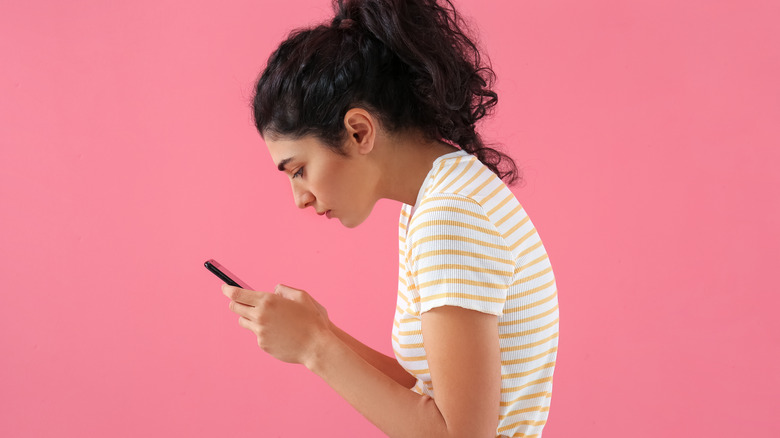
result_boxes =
[317,210,332,218]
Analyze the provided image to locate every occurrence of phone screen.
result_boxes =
[204,259,254,290]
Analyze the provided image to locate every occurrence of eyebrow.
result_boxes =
[277,157,293,172]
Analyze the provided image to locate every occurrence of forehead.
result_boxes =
[265,135,315,155]
[265,135,346,168]
[265,135,319,164]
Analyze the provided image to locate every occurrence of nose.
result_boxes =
[292,183,315,209]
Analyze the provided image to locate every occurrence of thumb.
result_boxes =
[273,283,303,300]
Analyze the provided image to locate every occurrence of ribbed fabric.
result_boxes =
[392,150,559,438]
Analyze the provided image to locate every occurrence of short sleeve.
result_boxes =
[407,194,514,316]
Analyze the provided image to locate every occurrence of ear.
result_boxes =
[343,108,376,155]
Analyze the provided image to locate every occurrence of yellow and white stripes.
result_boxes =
[392,150,559,438]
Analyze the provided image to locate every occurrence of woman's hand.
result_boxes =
[222,283,332,366]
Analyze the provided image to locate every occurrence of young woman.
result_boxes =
[221,0,559,436]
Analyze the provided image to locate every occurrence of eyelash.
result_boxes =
[292,167,304,179]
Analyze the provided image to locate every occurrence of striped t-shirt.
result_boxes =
[392,149,559,438]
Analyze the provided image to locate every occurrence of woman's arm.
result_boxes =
[328,321,417,389]
[308,306,501,438]
[223,284,500,438]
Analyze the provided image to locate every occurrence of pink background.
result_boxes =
[2,0,778,436]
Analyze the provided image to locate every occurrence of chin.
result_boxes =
[340,217,363,229]
[339,207,373,229]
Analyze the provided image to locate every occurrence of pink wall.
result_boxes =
[2,0,778,436]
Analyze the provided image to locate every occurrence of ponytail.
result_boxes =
[253,0,521,185]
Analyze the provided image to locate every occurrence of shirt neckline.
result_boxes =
[408,149,470,217]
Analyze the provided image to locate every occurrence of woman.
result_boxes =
[222,0,559,436]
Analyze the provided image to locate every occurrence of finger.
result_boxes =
[222,284,263,306]
[274,284,303,300]
[228,299,256,320]
[238,315,260,333]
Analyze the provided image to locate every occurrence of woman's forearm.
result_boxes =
[329,321,416,389]
[305,330,449,438]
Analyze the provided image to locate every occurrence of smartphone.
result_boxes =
[204,259,254,290]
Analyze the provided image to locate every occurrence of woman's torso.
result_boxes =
[393,150,559,437]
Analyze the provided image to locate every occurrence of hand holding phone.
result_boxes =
[204,259,254,290]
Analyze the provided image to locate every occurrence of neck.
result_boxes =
[373,131,459,206]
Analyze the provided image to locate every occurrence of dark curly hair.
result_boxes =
[252,0,520,185]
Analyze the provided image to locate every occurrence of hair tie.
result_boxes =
[338,18,355,30]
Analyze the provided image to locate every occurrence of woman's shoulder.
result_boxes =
[422,153,520,220]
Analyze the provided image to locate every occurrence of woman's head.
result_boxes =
[252,0,520,185]
[264,108,385,229]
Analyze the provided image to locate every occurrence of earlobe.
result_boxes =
[343,108,375,155]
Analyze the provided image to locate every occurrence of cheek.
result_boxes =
[325,163,355,195]
[308,164,344,203]
[320,160,371,209]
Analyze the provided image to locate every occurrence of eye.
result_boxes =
[292,167,304,179]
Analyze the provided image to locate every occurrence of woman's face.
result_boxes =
[264,135,379,228]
